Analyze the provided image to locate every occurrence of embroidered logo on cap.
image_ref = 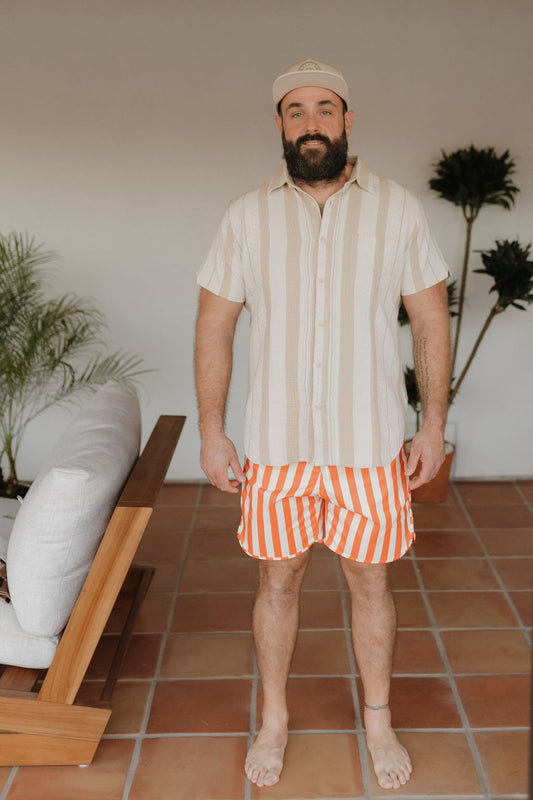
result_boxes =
[298,60,321,71]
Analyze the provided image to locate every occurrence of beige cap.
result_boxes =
[273,57,349,107]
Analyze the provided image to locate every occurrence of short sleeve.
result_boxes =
[196,205,246,303]
[401,198,449,296]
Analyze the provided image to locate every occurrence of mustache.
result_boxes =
[296,133,331,147]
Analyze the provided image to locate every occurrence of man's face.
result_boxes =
[275,86,354,183]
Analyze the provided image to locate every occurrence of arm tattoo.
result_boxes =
[413,337,430,410]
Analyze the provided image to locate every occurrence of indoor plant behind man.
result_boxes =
[195,58,450,791]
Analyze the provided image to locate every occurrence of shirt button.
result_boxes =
[316,361,322,367]
[317,321,324,327]
[315,404,322,410]
[318,277,325,283]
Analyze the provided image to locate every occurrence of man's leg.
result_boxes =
[245,548,312,787]
[340,558,412,790]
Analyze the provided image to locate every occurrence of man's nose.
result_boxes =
[304,119,320,134]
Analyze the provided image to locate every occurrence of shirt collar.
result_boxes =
[268,156,376,194]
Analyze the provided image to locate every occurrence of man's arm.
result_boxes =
[401,280,450,489]
[195,287,245,493]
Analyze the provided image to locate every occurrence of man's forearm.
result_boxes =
[195,289,242,429]
[195,317,234,438]
[412,330,449,434]
[402,281,451,487]
[404,280,451,434]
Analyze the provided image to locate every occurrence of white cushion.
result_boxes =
[0,601,58,669]
[0,498,20,561]
[7,381,141,638]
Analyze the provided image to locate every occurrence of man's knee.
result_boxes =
[341,559,391,600]
[257,549,312,596]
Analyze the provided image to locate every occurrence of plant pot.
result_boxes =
[406,441,456,504]
[0,482,30,500]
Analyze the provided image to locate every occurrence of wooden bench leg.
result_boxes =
[99,564,155,704]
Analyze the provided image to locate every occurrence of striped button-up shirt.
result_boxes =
[197,157,449,468]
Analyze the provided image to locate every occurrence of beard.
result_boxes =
[282,128,348,183]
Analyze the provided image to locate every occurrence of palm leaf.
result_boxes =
[429,145,519,220]
[0,231,148,490]
[474,239,533,311]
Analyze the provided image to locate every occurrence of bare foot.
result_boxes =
[365,706,412,790]
[245,724,288,787]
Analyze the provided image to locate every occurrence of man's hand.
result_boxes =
[200,432,245,494]
[405,427,445,490]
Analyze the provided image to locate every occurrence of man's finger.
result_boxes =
[409,456,442,489]
[409,466,431,489]
[230,454,245,483]
[405,447,421,477]
[212,472,240,494]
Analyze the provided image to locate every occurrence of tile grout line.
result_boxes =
[335,557,371,800]
[244,650,258,800]
[514,480,533,515]
[120,484,203,800]
[97,669,524,683]
[410,486,492,799]
[0,767,18,800]
[276,795,527,800]
[454,486,532,648]
[101,722,529,740]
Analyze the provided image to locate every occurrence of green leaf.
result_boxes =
[474,239,533,311]
[404,365,421,411]
[428,145,519,219]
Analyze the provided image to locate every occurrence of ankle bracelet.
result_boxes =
[364,702,389,711]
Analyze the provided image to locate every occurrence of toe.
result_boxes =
[263,769,280,787]
[246,764,259,785]
[378,772,393,789]
[390,772,401,789]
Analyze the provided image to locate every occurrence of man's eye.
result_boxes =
[321,110,331,115]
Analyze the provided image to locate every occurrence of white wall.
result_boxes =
[2,0,532,480]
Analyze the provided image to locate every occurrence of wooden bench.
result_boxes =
[0,414,185,766]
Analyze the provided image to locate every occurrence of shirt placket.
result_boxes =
[311,201,332,463]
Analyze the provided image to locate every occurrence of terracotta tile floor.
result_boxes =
[1,479,532,800]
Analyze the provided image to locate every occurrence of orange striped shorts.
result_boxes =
[237,447,414,564]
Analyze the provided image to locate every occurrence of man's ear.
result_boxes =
[344,109,355,138]
[275,114,283,135]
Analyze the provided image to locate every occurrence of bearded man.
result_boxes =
[195,58,450,791]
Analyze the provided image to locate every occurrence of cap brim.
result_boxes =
[273,73,349,107]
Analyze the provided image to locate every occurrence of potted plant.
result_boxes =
[0,232,146,498]
[402,146,533,501]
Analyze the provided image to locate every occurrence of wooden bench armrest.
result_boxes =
[36,413,186,706]
[118,415,185,508]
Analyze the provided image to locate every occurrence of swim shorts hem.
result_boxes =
[237,533,416,563]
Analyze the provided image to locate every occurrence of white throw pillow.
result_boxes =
[0,601,59,669]
[7,381,141,637]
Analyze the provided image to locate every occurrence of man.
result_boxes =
[195,58,450,791]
